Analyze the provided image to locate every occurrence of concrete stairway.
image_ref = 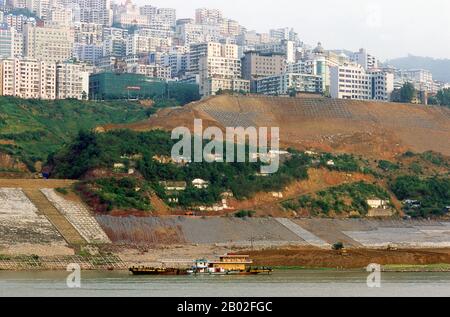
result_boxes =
[23,189,86,246]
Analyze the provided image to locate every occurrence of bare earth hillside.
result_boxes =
[103,95,450,159]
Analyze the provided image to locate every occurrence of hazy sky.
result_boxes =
[134,0,450,60]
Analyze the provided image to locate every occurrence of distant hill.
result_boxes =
[386,55,450,83]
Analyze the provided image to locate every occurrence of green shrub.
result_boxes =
[234,210,256,218]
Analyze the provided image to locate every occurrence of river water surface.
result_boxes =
[1,270,450,297]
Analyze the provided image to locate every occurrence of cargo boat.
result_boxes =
[129,266,188,276]
[187,255,273,275]
[129,254,272,276]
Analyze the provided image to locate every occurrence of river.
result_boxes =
[1,270,450,297]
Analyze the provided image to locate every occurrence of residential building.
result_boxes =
[0,57,56,99]
[0,25,23,58]
[350,48,378,70]
[23,24,74,63]
[74,0,113,26]
[113,0,148,28]
[241,51,286,91]
[394,69,437,93]
[255,72,323,95]
[195,8,222,25]
[254,40,295,63]
[192,42,249,96]
[330,62,393,101]
[55,61,90,99]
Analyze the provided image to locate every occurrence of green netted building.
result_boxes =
[89,72,200,104]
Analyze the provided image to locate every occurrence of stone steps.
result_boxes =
[23,189,86,246]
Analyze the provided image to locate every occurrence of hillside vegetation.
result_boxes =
[0,97,149,170]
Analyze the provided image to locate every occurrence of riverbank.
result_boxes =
[2,244,450,272]
[241,246,450,270]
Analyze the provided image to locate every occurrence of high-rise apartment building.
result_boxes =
[0,57,56,99]
[0,26,23,58]
[23,23,74,63]
[195,8,222,25]
[56,61,90,99]
[189,42,249,96]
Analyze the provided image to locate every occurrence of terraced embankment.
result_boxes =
[0,180,110,258]
[23,189,86,246]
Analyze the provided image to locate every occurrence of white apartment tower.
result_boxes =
[195,8,222,25]
[330,62,393,101]
[0,58,56,99]
[190,42,249,96]
[56,62,90,100]
[350,48,378,71]
[24,24,74,63]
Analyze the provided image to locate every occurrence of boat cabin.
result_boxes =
[210,254,253,271]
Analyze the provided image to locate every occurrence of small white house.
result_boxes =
[367,199,389,210]
[271,192,284,198]
[192,179,209,189]
[326,160,335,166]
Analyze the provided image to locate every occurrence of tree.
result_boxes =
[288,87,297,97]
[436,88,450,106]
[399,82,417,103]
[428,95,439,105]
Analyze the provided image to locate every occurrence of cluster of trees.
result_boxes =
[283,181,390,216]
[390,176,450,218]
[49,130,310,209]
[392,83,417,103]
[392,83,450,108]
[428,88,450,107]
[75,178,152,213]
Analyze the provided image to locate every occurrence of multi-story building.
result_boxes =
[241,51,286,80]
[73,22,103,45]
[350,48,378,71]
[269,27,297,42]
[102,26,127,57]
[368,68,394,101]
[56,61,90,99]
[5,13,36,32]
[0,57,56,99]
[254,40,295,63]
[330,62,393,101]
[49,6,75,27]
[162,51,189,78]
[394,69,437,93]
[189,42,249,96]
[189,42,238,73]
[73,43,103,64]
[176,22,220,47]
[155,8,176,27]
[74,0,113,26]
[113,0,148,28]
[0,25,23,58]
[195,8,222,25]
[127,63,171,80]
[126,33,172,56]
[255,72,323,95]
[23,24,74,63]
